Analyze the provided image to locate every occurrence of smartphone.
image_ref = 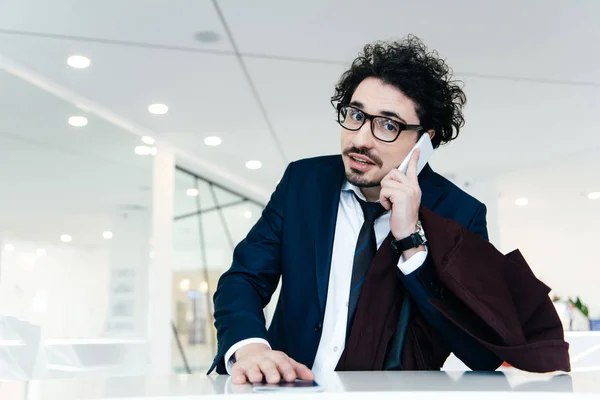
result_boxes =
[397,133,434,176]
[252,379,323,393]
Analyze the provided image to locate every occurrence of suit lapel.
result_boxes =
[314,156,345,318]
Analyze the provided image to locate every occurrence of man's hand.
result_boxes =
[231,343,314,385]
[380,149,423,248]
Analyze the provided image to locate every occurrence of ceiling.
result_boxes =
[1,0,598,200]
[0,0,599,271]
[0,69,153,246]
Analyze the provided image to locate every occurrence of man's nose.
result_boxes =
[351,120,376,148]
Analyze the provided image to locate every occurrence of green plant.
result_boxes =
[552,295,589,318]
[572,297,590,318]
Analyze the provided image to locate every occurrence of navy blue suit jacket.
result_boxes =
[210,155,500,374]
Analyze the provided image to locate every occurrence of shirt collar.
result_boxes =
[342,179,380,203]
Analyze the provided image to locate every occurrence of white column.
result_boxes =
[147,143,175,375]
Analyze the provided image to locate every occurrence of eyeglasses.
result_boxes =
[335,103,423,143]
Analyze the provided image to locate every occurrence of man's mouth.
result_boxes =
[349,154,375,165]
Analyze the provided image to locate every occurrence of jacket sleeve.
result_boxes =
[400,203,502,370]
[208,162,294,374]
[420,207,570,373]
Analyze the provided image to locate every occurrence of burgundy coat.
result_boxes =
[337,207,570,373]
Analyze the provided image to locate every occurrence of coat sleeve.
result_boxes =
[400,203,502,370]
[420,207,570,373]
[208,162,294,374]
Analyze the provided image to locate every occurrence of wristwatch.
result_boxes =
[390,221,427,254]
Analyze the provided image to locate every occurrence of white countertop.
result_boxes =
[1,371,599,400]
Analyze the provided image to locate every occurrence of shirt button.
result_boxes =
[345,301,349,307]
[333,346,339,352]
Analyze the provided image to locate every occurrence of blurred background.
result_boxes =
[0,0,599,379]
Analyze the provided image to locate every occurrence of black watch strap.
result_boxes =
[391,233,425,254]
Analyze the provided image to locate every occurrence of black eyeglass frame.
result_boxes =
[335,103,424,143]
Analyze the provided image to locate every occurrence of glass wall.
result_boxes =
[0,69,155,379]
[171,166,265,373]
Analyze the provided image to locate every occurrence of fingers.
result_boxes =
[270,352,297,382]
[379,187,398,211]
[382,169,409,185]
[232,351,308,385]
[258,358,281,383]
[231,351,313,384]
[232,362,263,384]
[381,178,407,191]
[381,180,420,197]
[290,359,315,380]
[379,184,421,211]
[407,149,421,182]
[380,198,391,211]
[231,364,247,384]
[379,184,408,210]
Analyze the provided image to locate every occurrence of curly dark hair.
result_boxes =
[331,35,466,148]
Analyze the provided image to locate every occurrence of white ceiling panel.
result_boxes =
[432,75,600,179]
[0,70,153,244]
[0,70,151,169]
[0,0,232,52]
[243,57,346,162]
[244,54,600,182]
[1,0,598,236]
[220,0,600,83]
[495,153,600,210]
[0,33,287,193]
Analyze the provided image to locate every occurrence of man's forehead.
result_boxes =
[350,79,418,121]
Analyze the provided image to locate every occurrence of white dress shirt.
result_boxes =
[225,180,427,374]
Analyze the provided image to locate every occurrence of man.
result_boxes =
[209,36,568,383]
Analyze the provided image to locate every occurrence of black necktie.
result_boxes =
[346,193,386,335]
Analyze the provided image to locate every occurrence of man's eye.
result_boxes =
[383,121,398,132]
[350,110,364,121]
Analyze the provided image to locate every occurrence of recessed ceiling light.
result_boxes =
[68,116,88,127]
[67,55,91,69]
[186,188,199,197]
[179,279,190,292]
[134,145,157,155]
[4,244,15,252]
[588,192,600,200]
[148,103,168,115]
[60,234,72,243]
[246,160,262,170]
[36,248,46,257]
[515,197,529,206]
[102,231,113,239]
[194,31,221,44]
[204,136,222,146]
[244,211,252,219]
[142,136,155,145]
